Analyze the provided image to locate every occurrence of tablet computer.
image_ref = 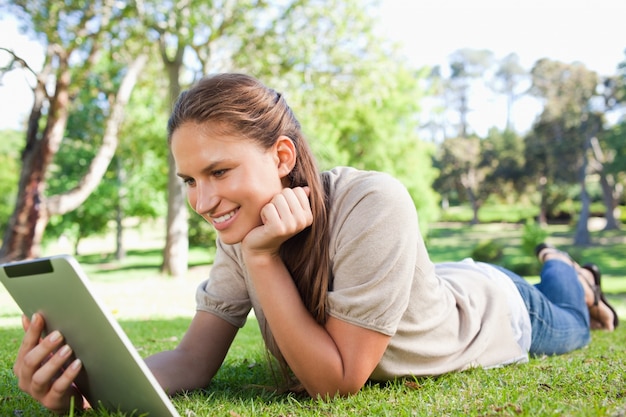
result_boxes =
[0,255,181,417]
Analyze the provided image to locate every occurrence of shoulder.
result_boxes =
[323,167,418,249]
[323,167,412,209]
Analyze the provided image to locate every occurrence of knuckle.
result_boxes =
[16,379,29,392]
[30,372,48,388]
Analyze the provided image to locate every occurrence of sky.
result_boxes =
[1,0,625,134]
[378,0,626,135]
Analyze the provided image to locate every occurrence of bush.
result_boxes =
[471,240,504,263]
[520,219,548,257]
[188,214,218,247]
[503,260,539,277]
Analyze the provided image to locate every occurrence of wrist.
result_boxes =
[242,249,282,268]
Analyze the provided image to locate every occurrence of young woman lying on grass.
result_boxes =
[13,73,619,414]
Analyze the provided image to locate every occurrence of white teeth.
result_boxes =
[213,210,236,224]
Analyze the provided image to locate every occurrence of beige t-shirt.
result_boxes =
[196,167,528,380]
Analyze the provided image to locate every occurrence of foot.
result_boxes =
[535,243,618,331]
[581,263,619,331]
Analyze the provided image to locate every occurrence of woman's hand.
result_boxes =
[13,313,85,414]
[242,186,312,257]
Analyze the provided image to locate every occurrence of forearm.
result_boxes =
[145,349,216,394]
[246,255,356,397]
[144,312,237,395]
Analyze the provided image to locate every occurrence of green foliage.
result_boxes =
[601,120,626,180]
[471,239,504,263]
[520,219,549,256]
[0,130,22,233]
[295,64,440,228]
[44,137,116,246]
[188,213,217,248]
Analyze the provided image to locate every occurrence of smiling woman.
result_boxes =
[170,121,290,244]
[8,73,618,415]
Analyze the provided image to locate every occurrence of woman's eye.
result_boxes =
[212,169,227,178]
[183,177,196,186]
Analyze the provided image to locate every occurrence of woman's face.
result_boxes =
[170,122,287,245]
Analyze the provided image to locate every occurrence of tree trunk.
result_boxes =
[160,44,188,278]
[0,52,70,262]
[115,157,126,260]
[574,135,593,246]
[0,54,147,262]
[537,176,548,226]
[589,137,621,230]
[460,171,480,225]
[574,180,591,246]
[599,173,620,230]
[162,151,189,277]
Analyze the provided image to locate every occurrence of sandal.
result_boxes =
[581,263,620,329]
[534,243,573,264]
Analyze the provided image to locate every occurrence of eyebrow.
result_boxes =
[176,160,231,178]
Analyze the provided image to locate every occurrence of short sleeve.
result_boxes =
[195,239,252,328]
[326,170,419,336]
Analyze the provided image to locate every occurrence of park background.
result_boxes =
[1,0,625,416]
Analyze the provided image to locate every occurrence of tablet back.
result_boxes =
[0,255,181,417]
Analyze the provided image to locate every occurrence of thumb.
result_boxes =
[21,314,31,332]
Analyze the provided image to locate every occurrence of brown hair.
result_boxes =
[168,74,331,380]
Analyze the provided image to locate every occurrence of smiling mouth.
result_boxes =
[212,209,237,224]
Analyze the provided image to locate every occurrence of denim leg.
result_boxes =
[494,261,590,356]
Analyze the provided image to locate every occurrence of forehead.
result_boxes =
[170,122,266,169]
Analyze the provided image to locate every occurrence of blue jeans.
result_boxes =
[496,260,591,356]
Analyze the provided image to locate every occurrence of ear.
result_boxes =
[274,135,297,179]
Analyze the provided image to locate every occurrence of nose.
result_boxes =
[194,181,219,215]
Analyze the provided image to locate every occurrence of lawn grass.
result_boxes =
[1,222,625,416]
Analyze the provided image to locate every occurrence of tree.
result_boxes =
[527,58,600,244]
[491,53,528,132]
[586,53,626,230]
[594,122,626,230]
[0,1,146,262]
[481,128,527,201]
[446,48,494,138]
[434,135,484,224]
[420,66,449,142]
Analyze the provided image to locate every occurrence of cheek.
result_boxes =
[186,188,197,212]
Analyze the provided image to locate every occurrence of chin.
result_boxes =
[217,232,246,246]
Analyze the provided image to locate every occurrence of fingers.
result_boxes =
[46,354,82,401]
[268,187,313,230]
[243,186,313,255]
[16,313,46,369]
[22,314,31,332]
[16,329,64,390]
[30,343,78,394]
[13,314,83,413]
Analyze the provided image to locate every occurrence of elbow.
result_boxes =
[304,379,365,400]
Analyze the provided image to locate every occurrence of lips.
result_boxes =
[213,209,237,224]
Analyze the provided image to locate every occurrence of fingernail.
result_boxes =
[49,331,62,342]
[31,313,37,323]
[70,359,82,370]
[59,345,71,357]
